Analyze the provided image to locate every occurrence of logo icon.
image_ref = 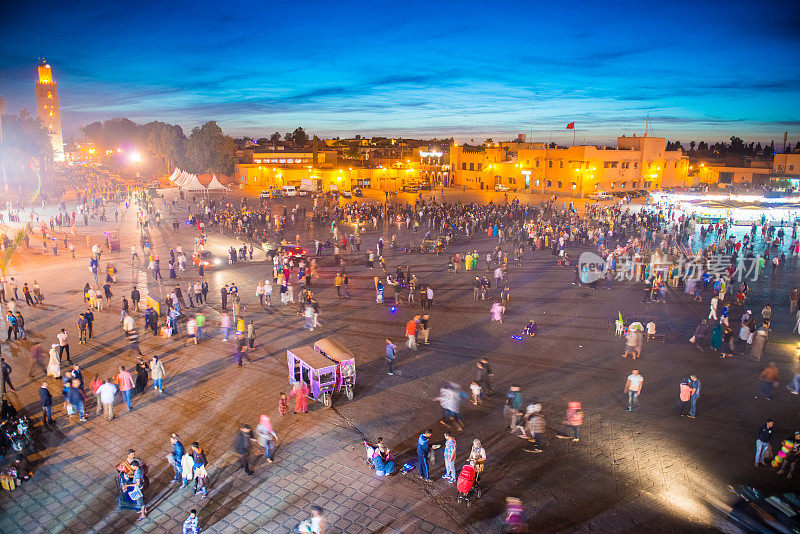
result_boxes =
[579,252,605,284]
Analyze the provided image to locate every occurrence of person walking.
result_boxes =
[247,321,256,349]
[67,377,86,422]
[708,295,718,320]
[385,338,396,375]
[47,344,61,378]
[150,356,165,393]
[220,313,231,341]
[233,424,255,475]
[624,369,643,411]
[688,374,701,418]
[417,429,432,480]
[256,414,277,463]
[191,442,209,497]
[39,382,53,425]
[419,314,431,345]
[1,358,14,392]
[788,362,800,395]
[755,419,775,466]
[169,434,185,484]
[555,401,583,442]
[468,439,487,481]
[131,286,140,311]
[98,378,117,420]
[117,366,135,411]
[234,332,251,367]
[442,431,456,483]
[405,315,419,350]
[57,329,71,364]
[679,379,692,416]
[757,362,779,400]
[476,358,493,396]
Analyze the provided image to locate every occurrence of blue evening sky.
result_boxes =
[1,0,798,145]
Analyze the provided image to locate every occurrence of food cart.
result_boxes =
[106,230,121,252]
[286,346,340,407]
[313,337,356,400]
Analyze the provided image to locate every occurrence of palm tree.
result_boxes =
[0,96,7,192]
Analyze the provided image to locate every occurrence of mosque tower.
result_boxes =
[34,58,65,162]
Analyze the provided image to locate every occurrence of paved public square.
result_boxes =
[0,189,798,533]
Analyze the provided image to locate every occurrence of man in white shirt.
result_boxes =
[425,286,433,310]
[57,329,71,364]
[97,378,118,420]
[624,370,644,412]
[708,296,718,320]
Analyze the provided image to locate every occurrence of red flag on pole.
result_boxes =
[566,122,575,129]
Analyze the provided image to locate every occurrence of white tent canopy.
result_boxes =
[206,175,228,190]
[167,168,205,190]
[179,172,206,191]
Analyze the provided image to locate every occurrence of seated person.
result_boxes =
[522,320,538,337]
[370,438,396,476]
[12,454,32,481]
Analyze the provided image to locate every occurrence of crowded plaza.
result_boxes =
[0,168,797,533]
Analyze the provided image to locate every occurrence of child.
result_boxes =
[182,509,200,534]
[470,382,482,406]
[278,393,288,416]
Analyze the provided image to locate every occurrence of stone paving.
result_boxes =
[0,190,798,533]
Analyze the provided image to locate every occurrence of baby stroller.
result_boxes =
[456,464,482,505]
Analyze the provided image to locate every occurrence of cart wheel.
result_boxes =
[345,385,354,400]
[323,393,332,408]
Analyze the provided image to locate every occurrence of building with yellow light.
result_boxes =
[773,153,800,178]
[450,134,689,196]
[34,59,65,162]
[235,147,422,192]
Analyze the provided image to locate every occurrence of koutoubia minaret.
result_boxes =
[34,59,65,162]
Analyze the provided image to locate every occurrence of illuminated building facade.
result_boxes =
[34,59,65,162]
[450,134,689,195]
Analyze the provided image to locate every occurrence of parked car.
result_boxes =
[298,189,309,196]
[494,184,509,192]
[341,190,352,198]
[401,185,419,193]
[260,191,271,200]
[282,185,298,197]
[587,191,612,200]
[353,187,363,197]
[270,189,284,198]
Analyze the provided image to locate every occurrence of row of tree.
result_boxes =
[665,137,800,158]
[81,118,236,175]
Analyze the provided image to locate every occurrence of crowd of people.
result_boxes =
[3,182,800,533]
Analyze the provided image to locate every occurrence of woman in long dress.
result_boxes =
[47,344,61,378]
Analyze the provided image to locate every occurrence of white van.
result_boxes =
[282,185,298,197]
